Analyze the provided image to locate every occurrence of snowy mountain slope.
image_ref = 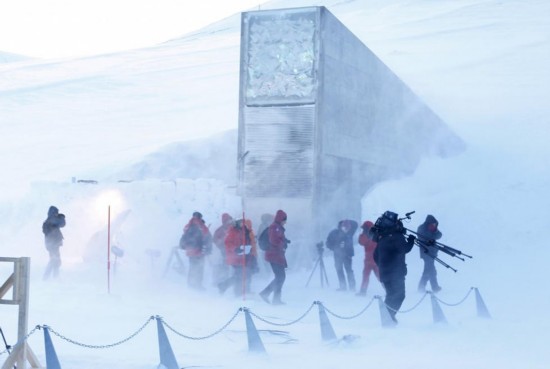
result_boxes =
[0,51,31,63]
[1,0,548,196]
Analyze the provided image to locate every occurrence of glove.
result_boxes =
[236,245,244,255]
[407,234,416,245]
[285,238,291,244]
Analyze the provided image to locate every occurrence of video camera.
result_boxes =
[370,211,406,237]
[372,210,472,272]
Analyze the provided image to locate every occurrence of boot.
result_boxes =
[259,290,271,304]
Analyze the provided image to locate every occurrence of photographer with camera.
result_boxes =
[42,205,66,280]
[326,219,358,292]
[371,211,415,323]
[417,215,443,293]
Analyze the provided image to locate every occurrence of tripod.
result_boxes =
[0,326,15,369]
[306,242,330,288]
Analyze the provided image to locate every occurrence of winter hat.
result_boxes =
[221,213,233,225]
[275,210,287,223]
[48,206,59,217]
[425,214,438,226]
[361,220,374,230]
[192,211,203,219]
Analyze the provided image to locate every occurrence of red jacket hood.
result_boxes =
[274,210,287,223]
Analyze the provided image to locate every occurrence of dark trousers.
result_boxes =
[418,258,440,291]
[187,256,205,290]
[43,247,61,280]
[334,253,356,290]
[218,265,252,296]
[382,277,406,322]
[261,263,286,303]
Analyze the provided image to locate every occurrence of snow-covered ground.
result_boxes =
[1,0,549,368]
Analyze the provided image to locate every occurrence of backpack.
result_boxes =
[180,224,203,249]
[258,227,270,251]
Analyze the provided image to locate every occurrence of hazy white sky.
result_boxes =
[0,0,264,59]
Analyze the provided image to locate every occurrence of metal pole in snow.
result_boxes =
[239,151,249,301]
[108,205,111,294]
[242,210,246,301]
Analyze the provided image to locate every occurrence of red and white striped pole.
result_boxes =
[107,205,111,294]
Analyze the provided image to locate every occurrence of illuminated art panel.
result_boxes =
[243,8,318,105]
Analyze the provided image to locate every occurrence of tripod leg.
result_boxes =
[320,258,329,287]
[306,257,321,287]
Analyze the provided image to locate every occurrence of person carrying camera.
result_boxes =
[417,214,443,293]
[326,219,358,292]
[259,209,289,305]
[42,205,66,280]
[372,211,415,323]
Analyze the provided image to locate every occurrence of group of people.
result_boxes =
[324,212,443,323]
[179,209,290,305]
[41,205,444,317]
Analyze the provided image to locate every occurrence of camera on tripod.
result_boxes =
[316,241,324,255]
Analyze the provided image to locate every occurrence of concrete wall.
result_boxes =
[237,7,464,265]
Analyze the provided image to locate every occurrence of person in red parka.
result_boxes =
[212,213,234,282]
[356,220,380,296]
[259,209,289,305]
[180,211,212,290]
[218,218,258,296]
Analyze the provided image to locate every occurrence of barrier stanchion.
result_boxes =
[315,302,337,341]
[155,317,180,369]
[429,292,447,324]
[242,308,266,354]
[375,296,396,328]
[43,326,62,369]
[474,288,491,319]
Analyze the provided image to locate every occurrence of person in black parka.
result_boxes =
[417,215,443,293]
[42,206,66,280]
[372,212,415,323]
[326,219,358,292]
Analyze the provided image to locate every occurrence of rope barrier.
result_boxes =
[42,316,155,349]
[248,302,316,326]
[0,325,40,356]
[320,297,377,319]
[161,309,241,340]
[0,287,482,358]
[379,292,430,314]
[397,292,430,313]
[434,287,474,306]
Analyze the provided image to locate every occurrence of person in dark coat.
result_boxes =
[42,206,66,280]
[326,219,358,291]
[372,211,415,323]
[259,209,289,305]
[356,220,380,296]
[180,211,212,290]
[417,214,443,293]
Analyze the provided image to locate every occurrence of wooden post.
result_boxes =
[0,257,42,369]
[15,257,30,369]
